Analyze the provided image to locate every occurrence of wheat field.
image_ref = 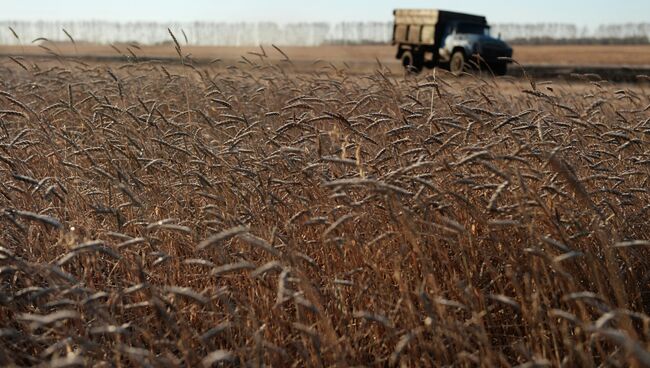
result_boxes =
[1,46,649,367]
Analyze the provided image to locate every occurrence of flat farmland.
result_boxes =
[3,43,650,67]
[0,45,649,366]
[512,44,650,66]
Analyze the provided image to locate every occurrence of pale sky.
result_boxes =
[2,0,648,27]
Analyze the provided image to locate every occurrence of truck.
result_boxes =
[392,9,513,75]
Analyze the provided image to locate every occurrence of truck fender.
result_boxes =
[451,46,467,59]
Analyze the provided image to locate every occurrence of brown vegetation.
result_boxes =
[0,48,649,366]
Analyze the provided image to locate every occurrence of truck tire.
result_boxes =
[449,51,465,75]
[401,50,422,73]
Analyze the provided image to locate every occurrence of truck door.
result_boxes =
[435,22,453,47]
[437,23,456,61]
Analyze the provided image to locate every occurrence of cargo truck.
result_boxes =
[393,9,513,75]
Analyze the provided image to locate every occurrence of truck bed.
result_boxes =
[393,9,487,46]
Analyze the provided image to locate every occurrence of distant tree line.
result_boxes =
[492,23,650,44]
[0,21,648,46]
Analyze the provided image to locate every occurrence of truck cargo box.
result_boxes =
[393,9,487,46]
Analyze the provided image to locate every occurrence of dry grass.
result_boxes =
[0,47,649,367]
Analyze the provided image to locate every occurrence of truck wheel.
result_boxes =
[450,51,465,75]
[401,51,422,73]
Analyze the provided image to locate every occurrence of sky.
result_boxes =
[2,0,648,27]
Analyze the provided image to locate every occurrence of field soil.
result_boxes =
[2,43,650,67]
[512,44,650,66]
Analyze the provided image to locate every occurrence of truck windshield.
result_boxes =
[456,23,490,35]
